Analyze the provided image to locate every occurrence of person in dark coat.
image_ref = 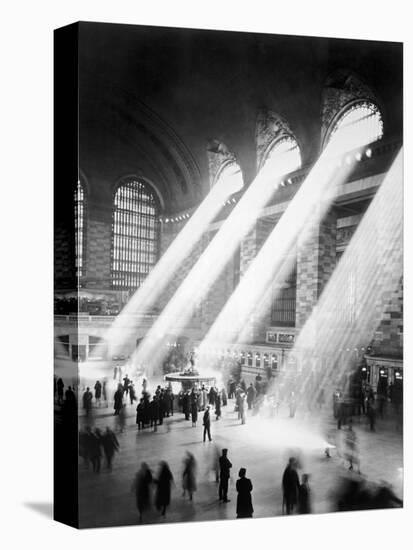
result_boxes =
[282,457,300,514]
[182,452,197,501]
[129,383,136,405]
[219,449,232,502]
[191,396,198,427]
[57,377,64,404]
[151,396,160,432]
[102,380,108,406]
[155,461,174,516]
[113,385,123,415]
[101,426,119,470]
[82,387,93,416]
[236,468,253,518]
[182,391,190,420]
[221,388,228,407]
[203,406,212,442]
[246,383,256,410]
[215,392,221,420]
[132,462,153,521]
[208,387,216,406]
[136,398,144,430]
[94,380,102,407]
[298,474,312,514]
[89,427,102,473]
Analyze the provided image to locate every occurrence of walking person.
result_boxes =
[82,387,93,417]
[215,392,221,420]
[113,384,123,415]
[102,426,119,471]
[132,462,153,522]
[182,452,197,501]
[345,420,360,473]
[236,468,253,518]
[94,380,102,407]
[89,428,102,473]
[102,379,108,407]
[191,395,198,427]
[282,457,300,514]
[155,461,174,517]
[203,406,212,442]
[219,448,232,502]
[117,403,127,433]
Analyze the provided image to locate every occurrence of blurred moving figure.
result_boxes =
[155,461,174,517]
[102,427,119,471]
[132,462,153,522]
[282,457,300,514]
[182,452,197,501]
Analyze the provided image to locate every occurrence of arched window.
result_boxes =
[328,101,383,151]
[262,136,302,176]
[112,179,159,290]
[214,161,243,195]
[74,179,85,279]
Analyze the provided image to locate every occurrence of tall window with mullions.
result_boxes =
[74,179,85,280]
[111,179,159,290]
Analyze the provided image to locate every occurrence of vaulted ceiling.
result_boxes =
[78,22,402,214]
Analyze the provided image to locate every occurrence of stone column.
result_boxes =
[296,209,338,329]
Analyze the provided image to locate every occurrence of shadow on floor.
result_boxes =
[24,502,53,519]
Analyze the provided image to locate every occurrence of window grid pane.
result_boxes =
[330,102,383,149]
[75,180,85,278]
[111,180,159,290]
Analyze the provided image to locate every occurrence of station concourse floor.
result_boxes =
[76,396,403,529]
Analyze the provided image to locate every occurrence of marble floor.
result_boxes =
[77,398,403,529]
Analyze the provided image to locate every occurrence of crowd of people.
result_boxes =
[54,361,403,524]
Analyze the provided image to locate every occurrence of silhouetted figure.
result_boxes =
[298,474,312,514]
[182,452,197,501]
[123,375,131,396]
[182,392,190,420]
[155,461,174,516]
[94,380,102,407]
[247,383,256,410]
[221,388,228,407]
[113,385,123,415]
[191,397,198,427]
[136,398,144,430]
[57,377,64,405]
[203,406,212,442]
[215,392,221,420]
[102,380,108,406]
[102,427,119,470]
[282,457,300,514]
[88,427,102,473]
[219,448,232,502]
[150,396,159,431]
[64,386,76,408]
[129,383,136,405]
[117,404,127,433]
[82,387,93,416]
[132,462,153,521]
[236,468,253,518]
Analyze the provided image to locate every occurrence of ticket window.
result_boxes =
[263,354,269,368]
[255,352,261,368]
[271,354,278,371]
[240,351,246,366]
[247,352,253,367]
